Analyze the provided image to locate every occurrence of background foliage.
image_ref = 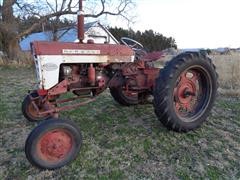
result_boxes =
[109,27,177,51]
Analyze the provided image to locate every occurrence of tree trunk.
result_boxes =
[0,0,22,60]
[0,23,22,60]
[6,36,22,60]
[52,27,58,41]
[52,16,60,41]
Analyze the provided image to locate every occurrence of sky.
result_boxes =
[1,0,239,49]
[110,0,240,49]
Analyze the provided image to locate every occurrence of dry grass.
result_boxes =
[0,52,33,66]
[210,53,240,90]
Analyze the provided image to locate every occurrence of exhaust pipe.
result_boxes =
[78,0,84,43]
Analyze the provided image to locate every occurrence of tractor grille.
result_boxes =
[33,56,43,89]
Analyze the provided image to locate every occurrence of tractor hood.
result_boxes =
[31,41,134,90]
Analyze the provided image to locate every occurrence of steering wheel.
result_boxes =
[120,37,144,51]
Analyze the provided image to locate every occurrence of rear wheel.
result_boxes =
[22,91,50,122]
[110,87,140,106]
[25,118,82,170]
[153,52,218,132]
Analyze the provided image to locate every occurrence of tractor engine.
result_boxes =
[59,64,109,96]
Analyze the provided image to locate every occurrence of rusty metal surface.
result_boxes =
[142,51,165,61]
[38,98,96,115]
[144,68,160,88]
[78,0,84,43]
[121,60,160,90]
[31,41,134,57]
[36,128,73,162]
[88,64,96,86]
[55,95,92,104]
[122,61,145,75]
[174,70,199,115]
[48,80,68,96]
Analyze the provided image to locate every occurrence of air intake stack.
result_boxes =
[78,0,84,43]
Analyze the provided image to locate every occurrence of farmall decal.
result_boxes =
[43,63,58,71]
[62,49,101,55]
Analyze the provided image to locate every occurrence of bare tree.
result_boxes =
[0,0,19,59]
[0,0,135,60]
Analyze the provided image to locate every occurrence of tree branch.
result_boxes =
[46,0,55,13]
[84,0,134,22]
[17,10,76,39]
[13,0,136,39]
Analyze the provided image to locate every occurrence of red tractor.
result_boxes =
[22,0,218,170]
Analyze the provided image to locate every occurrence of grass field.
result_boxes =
[0,66,240,179]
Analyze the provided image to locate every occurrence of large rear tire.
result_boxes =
[25,118,82,170]
[153,52,218,132]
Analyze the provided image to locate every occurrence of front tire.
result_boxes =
[25,118,82,170]
[153,52,218,132]
[22,91,50,122]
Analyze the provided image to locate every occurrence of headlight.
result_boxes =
[63,66,72,77]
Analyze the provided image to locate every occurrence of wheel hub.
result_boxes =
[27,94,48,119]
[37,129,72,162]
[174,71,198,113]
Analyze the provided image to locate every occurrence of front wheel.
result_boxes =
[25,118,82,170]
[153,52,218,132]
[22,91,51,122]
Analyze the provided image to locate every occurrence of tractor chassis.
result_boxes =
[27,61,160,118]
[28,92,96,117]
